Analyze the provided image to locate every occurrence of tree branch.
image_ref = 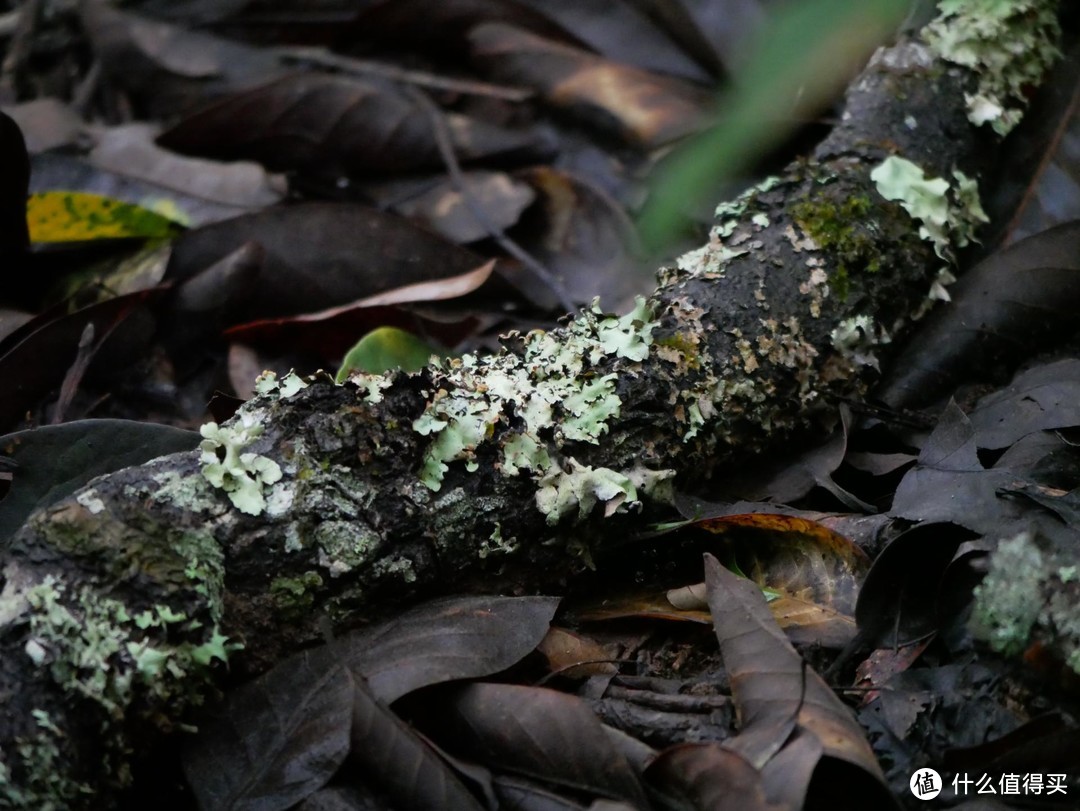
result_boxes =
[0,2,1062,806]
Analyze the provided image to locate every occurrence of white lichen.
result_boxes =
[923,0,1060,136]
[198,414,282,516]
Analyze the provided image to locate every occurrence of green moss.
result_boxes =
[792,193,881,299]
[269,571,324,617]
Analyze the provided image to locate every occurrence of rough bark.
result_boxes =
[0,2,1063,806]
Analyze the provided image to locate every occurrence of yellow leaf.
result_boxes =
[26,191,182,243]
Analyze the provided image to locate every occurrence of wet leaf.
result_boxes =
[890,403,1019,534]
[469,23,711,149]
[158,72,548,178]
[0,420,198,544]
[877,221,1080,410]
[428,683,651,807]
[336,327,443,381]
[26,191,181,243]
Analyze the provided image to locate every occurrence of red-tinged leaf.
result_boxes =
[704,554,888,793]
[347,679,486,811]
[469,23,712,148]
[164,202,491,322]
[853,642,932,707]
[691,511,869,619]
[81,0,285,116]
[182,652,356,811]
[0,110,30,258]
[157,72,549,178]
[877,221,1080,410]
[425,683,651,807]
[340,595,560,704]
[225,306,485,364]
[645,743,782,811]
[0,289,165,433]
[514,167,654,309]
[0,420,198,542]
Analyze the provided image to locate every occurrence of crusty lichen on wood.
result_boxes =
[0,0,1066,806]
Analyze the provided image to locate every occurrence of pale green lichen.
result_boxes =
[923,0,1060,135]
[254,370,309,398]
[871,157,989,303]
[199,414,282,515]
[412,297,659,501]
[535,461,674,527]
[971,532,1080,673]
[478,523,518,559]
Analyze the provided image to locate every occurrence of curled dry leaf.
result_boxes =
[469,22,712,148]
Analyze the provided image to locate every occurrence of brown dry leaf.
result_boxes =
[537,627,620,678]
[469,22,711,148]
[645,743,783,811]
[158,72,548,178]
[704,555,886,788]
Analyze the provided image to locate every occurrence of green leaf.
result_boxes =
[335,327,442,382]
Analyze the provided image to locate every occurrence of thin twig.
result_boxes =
[274,46,534,102]
[405,85,578,315]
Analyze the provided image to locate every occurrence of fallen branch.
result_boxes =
[0,1,1062,806]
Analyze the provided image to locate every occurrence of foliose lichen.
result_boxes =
[870,156,989,301]
[199,413,283,516]
[923,0,1061,136]
[411,296,672,525]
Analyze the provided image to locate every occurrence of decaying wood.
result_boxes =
[0,2,1063,806]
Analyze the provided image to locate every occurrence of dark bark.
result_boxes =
[0,3,1063,806]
